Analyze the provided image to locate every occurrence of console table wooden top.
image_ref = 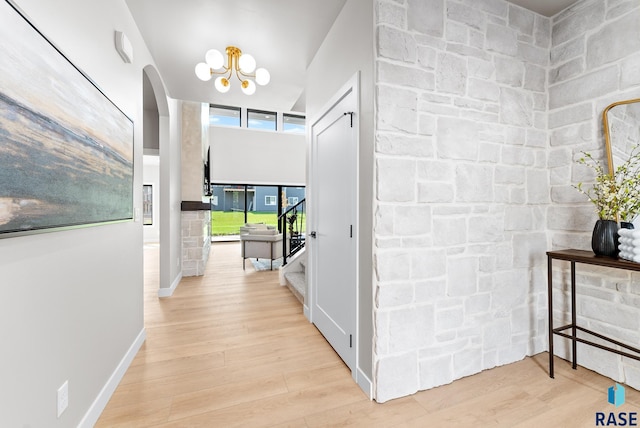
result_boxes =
[547,249,640,272]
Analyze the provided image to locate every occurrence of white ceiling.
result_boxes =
[126,0,346,113]
[126,0,579,114]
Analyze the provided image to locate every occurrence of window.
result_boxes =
[210,104,241,127]
[142,185,153,225]
[248,109,276,131]
[287,196,298,206]
[283,114,305,133]
[265,195,277,206]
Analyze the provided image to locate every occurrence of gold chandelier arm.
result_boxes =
[236,68,256,80]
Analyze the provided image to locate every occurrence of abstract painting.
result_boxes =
[0,0,134,236]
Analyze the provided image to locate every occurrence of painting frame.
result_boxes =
[0,0,134,238]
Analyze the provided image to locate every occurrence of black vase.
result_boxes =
[591,219,619,257]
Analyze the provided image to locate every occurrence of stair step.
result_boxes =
[284,271,305,304]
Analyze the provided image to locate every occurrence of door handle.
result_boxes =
[309,231,317,239]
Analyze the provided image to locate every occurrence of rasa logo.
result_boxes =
[596,383,637,426]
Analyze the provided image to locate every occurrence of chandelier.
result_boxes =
[194,46,270,95]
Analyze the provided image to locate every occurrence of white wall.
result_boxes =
[143,155,160,242]
[0,0,168,425]
[306,0,375,394]
[373,0,551,402]
[547,0,640,387]
[210,126,305,185]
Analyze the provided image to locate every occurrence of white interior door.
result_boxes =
[310,80,357,372]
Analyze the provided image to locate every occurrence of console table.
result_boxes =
[547,249,640,378]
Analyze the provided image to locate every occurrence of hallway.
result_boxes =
[97,243,640,427]
[97,242,366,426]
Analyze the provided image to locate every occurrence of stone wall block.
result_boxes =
[526,169,550,203]
[533,15,551,48]
[552,1,605,46]
[504,206,532,231]
[550,37,585,66]
[508,5,534,35]
[416,160,455,181]
[548,65,619,110]
[549,58,585,85]
[447,257,478,297]
[455,164,494,202]
[417,182,454,203]
[500,88,533,126]
[375,352,419,403]
[621,52,640,89]
[447,1,485,30]
[417,45,437,69]
[375,204,395,236]
[468,57,495,79]
[468,78,500,102]
[436,117,479,160]
[375,250,412,282]
[376,0,406,28]
[395,205,432,235]
[377,86,418,134]
[446,21,468,44]
[378,61,435,91]
[377,26,417,62]
[486,24,518,56]
[376,282,414,308]
[376,158,416,202]
[548,103,592,129]
[419,355,454,389]
[524,65,546,92]
[408,0,444,37]
[376,133,434,157]
[586,9,640,70]
[436,52,468,95]
[468,215,504,243]
[453,348,483,379]
[495,57,525,87]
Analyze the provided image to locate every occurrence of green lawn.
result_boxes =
[211,211,278,236]
[211,211,306,236]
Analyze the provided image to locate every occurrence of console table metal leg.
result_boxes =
[548,254,554,378]
[571,261,577,370]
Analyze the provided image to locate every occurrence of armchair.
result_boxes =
[240,228,283,270]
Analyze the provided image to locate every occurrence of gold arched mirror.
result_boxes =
[603,98,640,175]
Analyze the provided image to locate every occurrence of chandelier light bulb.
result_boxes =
[214,76,231,93]
[205,49,224,69]
[238,54,256,73]
[241,79,256,95]
[195,62,212,81]
[255,68,270,86]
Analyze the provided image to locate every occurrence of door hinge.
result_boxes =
[344,111,354,127]
[350,334,353,348]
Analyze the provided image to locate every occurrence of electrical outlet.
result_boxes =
[57,380,68,418]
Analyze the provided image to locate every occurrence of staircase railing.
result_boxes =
[278,198,305,266]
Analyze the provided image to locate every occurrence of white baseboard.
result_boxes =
[357,367,373,400]
[158,271,182,297]
[78,328,146,427]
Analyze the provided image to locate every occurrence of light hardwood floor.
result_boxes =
[97,242,639,427]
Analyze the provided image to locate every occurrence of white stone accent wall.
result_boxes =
[548,1,640,389]
[181,210,211,277]
[374,0,551,402]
